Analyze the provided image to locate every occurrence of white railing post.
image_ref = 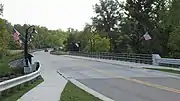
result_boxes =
[152,54,161,66]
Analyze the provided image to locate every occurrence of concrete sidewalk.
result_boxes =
[18,71,67,101]
[65,55,180,71]
[18,52,67,101]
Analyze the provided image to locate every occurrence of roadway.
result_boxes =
[33,51,180,101]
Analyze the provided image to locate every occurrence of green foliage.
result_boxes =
[0,52,23,75]
[1,0,180,58]
[88,0,179,57]
[92,0,123,51]
[92,0,122,32]
[65,28,110,52]
[168,26,180,58]
[123,0,171,54]
[166,0,180,58]
[0,19,9,58]
[167,0,180,27]
[85,34,110,52]
[11,25,68,49]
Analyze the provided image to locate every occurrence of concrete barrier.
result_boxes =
[152,54,180,67]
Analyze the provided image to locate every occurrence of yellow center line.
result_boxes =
[79,63,180,94]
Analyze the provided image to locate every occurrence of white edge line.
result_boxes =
[57,71,114,101]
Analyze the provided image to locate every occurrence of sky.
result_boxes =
[0,0,100,31]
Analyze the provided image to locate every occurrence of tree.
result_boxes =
[0,3,3,16]
[92,0,123,51]
[65,32,81,51]
[0,19,9,58]
[166,0,180,27]
[168,26,180,58]
[10,25,68,49]
[123,0,170,54]
[167,0,180,58]
[92,0,122,32]
[84,34,110,52]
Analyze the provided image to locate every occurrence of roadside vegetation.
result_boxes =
[146,68,180,74]
[0,51,23,76]
[60,81,102,101]
[1,0,180,59]
[0,76,44,101]
[50,49,68,55]
[0,4,67,75]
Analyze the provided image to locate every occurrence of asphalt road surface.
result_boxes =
[33,51,180,101]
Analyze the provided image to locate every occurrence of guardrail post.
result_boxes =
[2,89,9,97]
[17,84,22,90]
[99,53,100,59]
[10,86,16,94]
[37,75,42,80]
[0,67,41,97]
[152,54,161,66]
[0,91,1,99]
[98,53,100,59]
[102,53,104,59]
[24,81,30,87]
[30,79,35,84]
[126,53,128,61]
[138,57,140,63]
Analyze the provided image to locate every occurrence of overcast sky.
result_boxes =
[0,0,122,31]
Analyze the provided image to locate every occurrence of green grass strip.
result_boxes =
[146,68,180,74]
[60,81,102,101]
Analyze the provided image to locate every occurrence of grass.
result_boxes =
[60,81,102,101]
[50,50,68,55]
[0,76,44,101]
[145,68,180,74]
[0,52,23,75]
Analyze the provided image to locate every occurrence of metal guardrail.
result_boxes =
[69,52,153,65]
[0,67,40,92]
[0,49,43,93]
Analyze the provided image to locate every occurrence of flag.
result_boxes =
[143,32,152,40]
[13,28,20,41]
[14,28,23,46]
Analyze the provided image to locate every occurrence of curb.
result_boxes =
[57,71,114,101]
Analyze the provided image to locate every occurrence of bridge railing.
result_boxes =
[69,52,180,68]
[69,52,153,65]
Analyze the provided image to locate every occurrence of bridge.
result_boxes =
[16,51,180,101]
